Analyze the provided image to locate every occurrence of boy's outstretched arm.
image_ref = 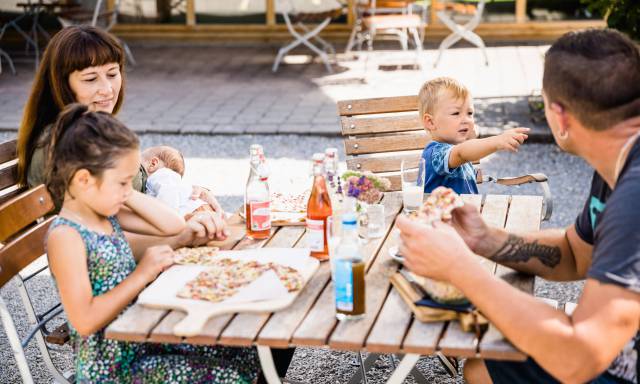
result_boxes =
[449,127,529,169]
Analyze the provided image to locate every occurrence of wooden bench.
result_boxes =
[337,95,553,220]
[0,139,25,205]
[0,185,73,383]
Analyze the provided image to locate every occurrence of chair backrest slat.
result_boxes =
[344,131,429,156]
[346,150,422,173]
[0,162,18,190]
[339,95,428,192]
[0,139,24,205]
[0,185,54,242]
[0,139,17,164]
[337,95,418,116]
[341,114,421,135]
[0,216,54,288]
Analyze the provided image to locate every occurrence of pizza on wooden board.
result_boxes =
[271,191,310,213]
[173,246,221,265]
[177,258,304,303]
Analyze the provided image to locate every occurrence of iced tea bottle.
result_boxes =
[245,144,271,239]
[306,153,332,261]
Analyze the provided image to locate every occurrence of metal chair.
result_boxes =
[55,0,136,66]
[0,185,73,384]
[345,0,426,54]
[273,0,341,73]
[433,0,488,67]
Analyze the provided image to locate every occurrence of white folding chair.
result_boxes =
[272,0,340,73]
[433,0,488,67]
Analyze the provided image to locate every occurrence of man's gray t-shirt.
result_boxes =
[575,137,640,383]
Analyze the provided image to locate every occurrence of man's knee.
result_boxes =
[464,358,493,384]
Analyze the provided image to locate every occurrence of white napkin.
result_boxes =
[225,269,289,304]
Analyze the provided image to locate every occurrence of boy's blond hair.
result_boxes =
[418,77,470,118]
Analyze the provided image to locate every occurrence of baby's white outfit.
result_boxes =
[145,168,207,216]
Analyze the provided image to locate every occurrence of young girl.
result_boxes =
[45,104,259,383]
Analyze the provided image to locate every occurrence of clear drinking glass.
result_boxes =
[401,158,425,213]
[365,203,385,239]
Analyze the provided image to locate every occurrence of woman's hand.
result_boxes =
[396,215,475,282]
[175,210,229,248]
[135,245,174,283]
[191,186,224,215]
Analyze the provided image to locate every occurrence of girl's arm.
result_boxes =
[48,226,173,336]
[449,128,529,168]
[117,190,185,236]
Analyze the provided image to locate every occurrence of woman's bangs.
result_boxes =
[65,34,123,74]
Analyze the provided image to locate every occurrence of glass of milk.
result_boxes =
[401,158,425,213]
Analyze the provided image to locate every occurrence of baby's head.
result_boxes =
[418,77,476,145]
[141,146,185,176]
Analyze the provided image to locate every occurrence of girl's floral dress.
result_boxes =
[48,216,259,383]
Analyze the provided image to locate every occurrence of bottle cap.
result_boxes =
[325,148,337,158]
[312,153,325,163]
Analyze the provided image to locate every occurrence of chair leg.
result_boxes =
[121,40,137,66]
[345,20,362,53]
[15,277,72,384]
[0,297,34,384]
[0,49,16,75]
[434,32,463,68]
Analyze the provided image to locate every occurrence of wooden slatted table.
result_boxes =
[105,192,543,383]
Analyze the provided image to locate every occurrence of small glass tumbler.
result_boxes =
[365,203,385,239]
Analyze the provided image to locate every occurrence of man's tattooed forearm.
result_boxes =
[489,234,561,268]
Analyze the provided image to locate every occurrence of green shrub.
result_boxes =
[581,0,640,40]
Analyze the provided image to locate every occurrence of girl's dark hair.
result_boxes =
[17,25,126,186]
[45,103,139,204]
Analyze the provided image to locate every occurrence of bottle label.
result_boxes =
[306,219,325,252]
[250,201,271,231]
[334,259,354,312]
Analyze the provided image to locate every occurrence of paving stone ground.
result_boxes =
[0,41,551,139]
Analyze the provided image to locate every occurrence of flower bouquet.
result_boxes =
[341,171,391,210]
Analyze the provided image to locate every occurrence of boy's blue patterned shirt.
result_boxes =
[421,141,479,194]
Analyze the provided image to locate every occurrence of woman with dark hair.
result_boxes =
[17,25,227,249]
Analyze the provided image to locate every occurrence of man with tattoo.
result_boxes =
[397,28,640,384]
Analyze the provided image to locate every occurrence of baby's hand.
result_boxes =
[136,245,174,283]
[495,127,529,152]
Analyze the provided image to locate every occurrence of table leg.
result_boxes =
[386,353,420,384]
[347,352,378,384]
[257,345,283,384]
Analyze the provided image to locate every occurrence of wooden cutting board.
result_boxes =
[137,248,319,337]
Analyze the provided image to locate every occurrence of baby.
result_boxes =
[141,146,213,220]
[418,77,529,194]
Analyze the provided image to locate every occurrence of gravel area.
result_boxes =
[0,132,591,383]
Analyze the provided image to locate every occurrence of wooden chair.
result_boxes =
[0,139,26,205]
[0,185,73,383]
[338,95,553,221]
[345,0,425,54]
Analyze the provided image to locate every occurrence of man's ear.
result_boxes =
[422,112,436,132]
[549,102,571,137]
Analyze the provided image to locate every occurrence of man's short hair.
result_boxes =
[418,77,470,118]
[543,29,640,131]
